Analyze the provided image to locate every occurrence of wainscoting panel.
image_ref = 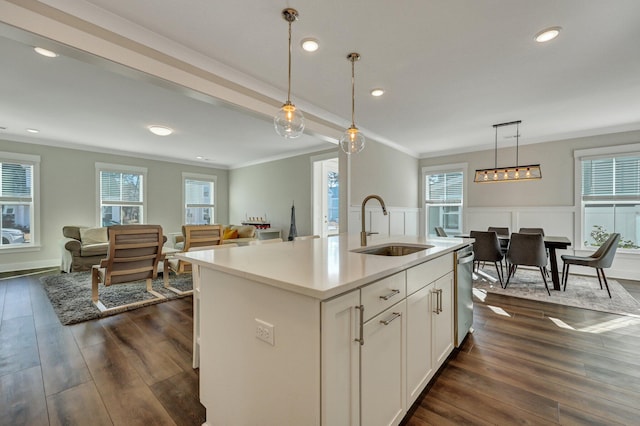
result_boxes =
[348,206,420,237]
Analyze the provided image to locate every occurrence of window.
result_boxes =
[423,165,465,236]
[1,152,39,248]
[96,163,146,226]
[580,153,640,250]
[183,173,216,225]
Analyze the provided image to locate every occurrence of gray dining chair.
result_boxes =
[505,232,550,295]
[561,233,620,298]
[518,227,549,276]
[470,230,504,287]
[434,227,448,237]
[488,226,509,256]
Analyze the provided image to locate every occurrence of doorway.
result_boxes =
[313,157,339,237]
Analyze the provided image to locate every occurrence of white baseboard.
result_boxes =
[0,259,60,273]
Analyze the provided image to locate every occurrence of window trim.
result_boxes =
[0,151,40,250]
[421,162,468,237]
[182,172,217,225]
[95,162,147,227]
[574,143,640,251]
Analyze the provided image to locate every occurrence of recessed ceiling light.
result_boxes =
[26,128,40,133]
[370,88,385,97]
[535,27,561,43]
[34,47,58,57]
[148,125,173,136]
[301,38,319,52]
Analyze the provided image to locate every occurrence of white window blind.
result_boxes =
[426,172,463,204]
[582,155,640,200]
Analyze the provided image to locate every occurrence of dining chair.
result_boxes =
[434,227,448,237]
[561,233,620,298]
[518,227,549,276]
[487,226,509,256]
[505,232,550,295]
[470,230,505,287]
[91,224,165,313]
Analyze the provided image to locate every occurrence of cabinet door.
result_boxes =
[406,283,434,406]
[321,290,360,426]
[432,272,454,368]
[361,301,406,426]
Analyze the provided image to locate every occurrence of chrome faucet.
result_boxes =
[361,195,388,246]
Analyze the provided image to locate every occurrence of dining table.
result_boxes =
[463,233,572,291]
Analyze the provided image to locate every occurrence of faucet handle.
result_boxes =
[367,232,379,236]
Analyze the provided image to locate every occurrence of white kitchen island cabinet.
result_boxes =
[182,234,471,426]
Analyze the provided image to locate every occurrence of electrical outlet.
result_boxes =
[255,319,275,346]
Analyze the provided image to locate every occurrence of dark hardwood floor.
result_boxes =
[1,271,639,425]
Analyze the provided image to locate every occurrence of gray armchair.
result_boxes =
[561,233,620,298]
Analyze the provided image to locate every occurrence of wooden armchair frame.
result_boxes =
[163,224,223,295]
[91,225,165,314]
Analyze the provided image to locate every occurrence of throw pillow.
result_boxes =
[80,227,108,244]
[233,225,256,238]
[223,229,239,240]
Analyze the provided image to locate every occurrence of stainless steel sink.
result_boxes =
[353,243,434,256]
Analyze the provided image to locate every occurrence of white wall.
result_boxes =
[0,138,228,272]
[229,149,337,240]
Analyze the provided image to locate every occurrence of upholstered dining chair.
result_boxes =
[91,224,165,313]
[434,227,448,237]
[505,232,550,295]
[561,233,620,298]
[518,227,549,276]
[470,230,505,287]
[488,226,509,256]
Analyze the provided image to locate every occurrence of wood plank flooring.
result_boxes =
[1,271,639,425]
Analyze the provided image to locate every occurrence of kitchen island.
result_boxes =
[180,233,472,426]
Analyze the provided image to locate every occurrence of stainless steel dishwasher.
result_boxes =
[454,244,474,347]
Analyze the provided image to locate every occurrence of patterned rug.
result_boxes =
[41,271,193,325]
[473,267,640,317]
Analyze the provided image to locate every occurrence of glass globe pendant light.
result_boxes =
[340,52,365,155]
[274,8,305,139]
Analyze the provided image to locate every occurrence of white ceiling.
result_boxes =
[2,0,640,168]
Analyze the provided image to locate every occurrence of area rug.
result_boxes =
[473,268,640,317]
[41,272,193,325]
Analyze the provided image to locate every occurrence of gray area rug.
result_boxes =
[41,272,193,325]
[473,267,640,317]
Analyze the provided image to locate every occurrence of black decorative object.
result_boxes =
[288,202,298,241]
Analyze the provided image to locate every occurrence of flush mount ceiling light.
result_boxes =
[34,47,58,57]
[535,26,561,43]
[474,120,542,183]
[147,125,173,136]
[340,52,366,155]
[370,88,385,97]
[26,128,40,133]
[301,38,319,52]
[274,8,305,139]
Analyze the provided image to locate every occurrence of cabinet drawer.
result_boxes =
[406,253,453,295]
[361,272,406,322]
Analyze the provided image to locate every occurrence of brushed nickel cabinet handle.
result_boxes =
[380,312,401,326]
[431,289,439,313]
[379,289,400,301]
[354,305,364,346]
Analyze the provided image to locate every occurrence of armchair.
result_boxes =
[91,225,165,313]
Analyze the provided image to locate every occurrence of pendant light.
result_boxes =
[474,120,542,183]
[274,8,305,139]
[340,52,366,155]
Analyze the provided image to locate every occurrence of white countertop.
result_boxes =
[179,233,472,300]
